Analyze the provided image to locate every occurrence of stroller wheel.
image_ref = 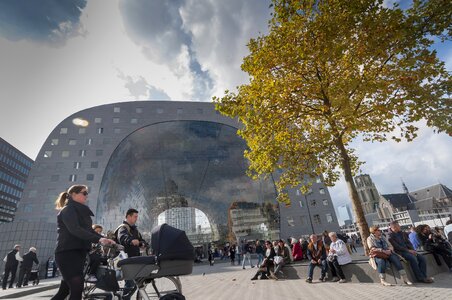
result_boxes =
[159,292,185,300]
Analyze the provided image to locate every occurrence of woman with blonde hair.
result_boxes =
[51,185,115,300]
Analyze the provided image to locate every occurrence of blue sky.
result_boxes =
[0,0,450,224]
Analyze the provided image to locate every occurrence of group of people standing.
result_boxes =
[2,245,39,289]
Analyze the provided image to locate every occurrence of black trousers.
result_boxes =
[2,265,17,289]
[17,266,32,287]
[327,257,346,279]
[51,250,87,300]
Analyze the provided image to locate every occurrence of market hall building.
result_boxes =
[0,101,339,268]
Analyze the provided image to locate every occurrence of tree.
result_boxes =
[214,0,451,252]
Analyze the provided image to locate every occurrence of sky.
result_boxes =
[0,0,451,224]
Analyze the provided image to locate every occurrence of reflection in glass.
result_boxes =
[97,121,278,242]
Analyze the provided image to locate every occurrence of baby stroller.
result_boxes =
[29,267,40,286]
[118,223,194,300]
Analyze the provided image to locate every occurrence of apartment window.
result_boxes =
[47,188,56,196]
[94,118,102,123]
[79,150,87,157]
[197,108,203,114]
[86,174,94,181]
[96,150,103,156]
[97,128,104,134]
[61,151,70,158]
[323,199,329,206]
[299,201,303,208]
[319,188,325,194]
[68,139,77,146]
[51,139,59,146]
[69,174,77,182]
[287,216,295,227]
[299,215,307,225]
[86,138,93,145]
[136,107,143,113]
[60,128,68,134]
[44,151,52,158]
[114,107,120,113]
[90,161,98,168]
[177,108,183,114]
[74,162,81,169]
[114,128,121,134]
[156,108,163,114]
[78,128,86,134]
[24,204,33,213]
[313,214,321,225]
[326,213,333,223]
[113,117,120,124]
[130,118,138,124]
[51,175,59,182]
[310,199,316,206]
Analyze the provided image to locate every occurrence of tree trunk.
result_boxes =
[335,139,370,256]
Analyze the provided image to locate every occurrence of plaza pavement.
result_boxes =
[1,251,451,300]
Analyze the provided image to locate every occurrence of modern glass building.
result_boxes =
[0,138,33,223]
[0,101,339,268]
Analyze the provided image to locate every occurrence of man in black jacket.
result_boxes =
[16,247,39,288]
[2,245,23,290]
[117,208,146,300]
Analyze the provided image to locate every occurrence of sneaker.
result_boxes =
[338,279,347,283]
[86,275,97,283]
[331,277,339,282]
[422,278,433,283]
[319,277,325,282]
[306,278,312,283]
[251,265,255,268]
[242,267,245,270]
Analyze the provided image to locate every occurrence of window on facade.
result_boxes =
[136,107,143,113]
[69,174,77,182]
[47,188,56,196]
[61,151,70,158]
[156,108,163,114]
[98,128,104,134]
[114,107,120,113]
[44,151,52,158]
[130,118,138,124]
[90,161,98,168]
[51,139,59,146]
[68,139,77,145]
[74,162,81,169]
[299,200,303,208]
[60,128,68,134]
[86,138,93,145]
[319,188,325,194]
[313,214,321,224]
[86,174,94,181]
[79,150,87,157]
[114,128,121,134]
[51,175,59,182]
[78,128,86,134]
[177,108,183,114]
[24,204,33,213]
[103,138,111,145]
[113,117,120,124]
[29,190,38,198]
[96,150,103,156]
[323,199,329,206]
[300,215,307,225]
[287,216,295,227]
[94,118,102,123]
[197,108,203,114]
[310,199,316,206]
[296,189,301,196]
[326,213,333,223]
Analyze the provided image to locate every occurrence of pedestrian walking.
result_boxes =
[51,185,115,300]
[2,244,22,290]
[16,247,39,288]
[241,240,254,269]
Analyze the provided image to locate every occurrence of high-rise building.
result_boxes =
[337,204,353,225]
[0,138,33,223]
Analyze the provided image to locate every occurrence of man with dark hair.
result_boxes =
[306,234,328,283]
[388,221,433,283]
[117,208,146,299]
[2,245,23,290]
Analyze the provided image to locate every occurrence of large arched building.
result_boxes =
[1,101,339,267]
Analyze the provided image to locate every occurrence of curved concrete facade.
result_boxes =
[1,101,339,272]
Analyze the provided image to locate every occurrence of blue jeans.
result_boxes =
[375,253,403,274]
[308,260,328,279]
[399,251,427,281]
[257,253,264,267]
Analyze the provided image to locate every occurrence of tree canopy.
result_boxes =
[214,0,451,245]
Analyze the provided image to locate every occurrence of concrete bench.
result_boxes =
[283,252,448,284]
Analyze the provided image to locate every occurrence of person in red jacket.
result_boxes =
[291,238,303,261]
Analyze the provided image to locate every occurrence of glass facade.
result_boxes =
[97,121,278,242]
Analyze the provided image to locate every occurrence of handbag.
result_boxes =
[274,255,283,264]
[369,248,390,260]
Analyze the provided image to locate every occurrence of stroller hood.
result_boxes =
[151,223,195,261]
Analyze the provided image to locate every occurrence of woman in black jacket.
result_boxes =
[51,185,114,300]
[251,241,277,280]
